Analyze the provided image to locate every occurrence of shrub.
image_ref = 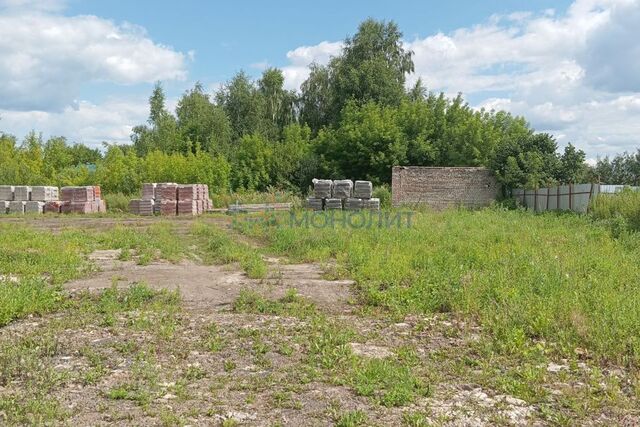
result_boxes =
[590,188,640,232]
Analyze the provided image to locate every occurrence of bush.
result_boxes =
[590,189,640,232]
[103,193,130,213]
[373,184,391,209]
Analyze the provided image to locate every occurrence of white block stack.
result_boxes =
[0,186,14,201]
[31,186,59,201]
[13,186,31,201]
[308,179,379,211]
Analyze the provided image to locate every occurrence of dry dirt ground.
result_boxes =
[1,217,637,426]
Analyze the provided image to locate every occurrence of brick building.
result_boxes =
[391,166,501,209]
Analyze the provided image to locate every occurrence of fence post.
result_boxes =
[569,183,573,211]
[546,186,550,211]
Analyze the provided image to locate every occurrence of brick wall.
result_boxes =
[392,166,501,209]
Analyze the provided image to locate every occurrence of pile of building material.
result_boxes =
[1,185,103,214]
[59,186,105,214]
[306,179,380,211]
[130,183,213,216]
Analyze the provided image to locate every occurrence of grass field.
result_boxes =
[0,209,639,425]
[235,208,640,366]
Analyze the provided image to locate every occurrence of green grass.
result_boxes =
[591,189,640,233]
[0,279,63,326]
[92,222,191,265]
[102,192,131,213]
[233,289,317,317]
[0,224,91,284]
[0,222,190,326]
[191,222,267,278]
[235,208,640,365]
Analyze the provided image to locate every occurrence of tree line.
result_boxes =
[2,19,638,195]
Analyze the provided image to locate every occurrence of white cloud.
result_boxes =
[282,41,342,90]
[0,97,149,146]
[279,0,640,157]
[0,7,188,112]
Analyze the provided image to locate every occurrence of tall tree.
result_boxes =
[258,68,296,138]
[132,82,183,155]
[176,82,232,154]
[329,19,414,119]
[299,63,333,133]
[216,71,264,140]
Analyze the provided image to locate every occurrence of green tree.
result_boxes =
[557,143,587,183]
[176,82,232,154]
[258,68,296,139]
[132,82,183,155]
[299,63,333,133]
[315,101,407,184]
[216,71,265,140]
[231,134,273,191]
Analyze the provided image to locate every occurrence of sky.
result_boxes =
[0,0,639,160]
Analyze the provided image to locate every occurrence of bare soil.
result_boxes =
[65,250,355,313]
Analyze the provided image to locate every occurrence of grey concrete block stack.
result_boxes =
[1,185,82,214]
[306,179,380,211]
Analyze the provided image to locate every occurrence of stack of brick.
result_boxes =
[0,186,14,214]
[1,185,71,215]
[131,183,212,216]
[32,186,59,201]
[59,186,105,214]
[347,180,379,210]
[307,179,380,211]
[129,199,154,216]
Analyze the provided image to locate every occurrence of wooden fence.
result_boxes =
[512,183,600,213]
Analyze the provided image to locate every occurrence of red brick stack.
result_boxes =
[59,186,104,214]
[131,182,212,216]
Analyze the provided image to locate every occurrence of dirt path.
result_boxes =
[65,250,356,314]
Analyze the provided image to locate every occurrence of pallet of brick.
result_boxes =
[91,200,102,213]
[2,201,9,213]
[178,199,198,215]
[362,198,380,210]
[25,201,45,214]
[142,183,157,200]
[129,199,154,216]
[324,198,343,210]
[93,186,102,200]
[159,200,177,216]
[13,186,31,201]
[62,200,95,214]
[44,201,64,214]
[332,180,353,199]
[0,186,14,201]
[344,198,363,210]
[8,201,25,214]
[178,184,198,201]
[306,197,323,211]
[313,179,332,199]
[156,183,178,200]
[354,181,373,199]
[61,186,94,202]
[31,186,59,201]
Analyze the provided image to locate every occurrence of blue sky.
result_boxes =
[0,0,638,160]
